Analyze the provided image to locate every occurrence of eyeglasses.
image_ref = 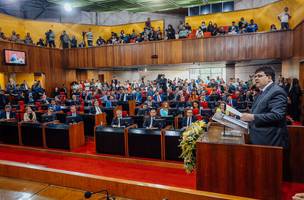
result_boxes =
[254,74,266,79]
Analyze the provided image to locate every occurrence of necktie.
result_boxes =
[158,95,161,102]
[150,117,153,128]
[118,118,121,127]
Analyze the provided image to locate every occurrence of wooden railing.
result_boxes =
[63,30,294,69]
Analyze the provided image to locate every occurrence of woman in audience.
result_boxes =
[160,101,170,117]
[288,78,302,121]
[165,24,176,40]
[23,106,37,122]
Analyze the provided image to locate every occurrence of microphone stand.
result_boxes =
[84,189,114,200]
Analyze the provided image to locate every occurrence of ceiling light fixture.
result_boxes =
[64,3,72,12]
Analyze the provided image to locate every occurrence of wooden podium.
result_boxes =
[196,123,282,200]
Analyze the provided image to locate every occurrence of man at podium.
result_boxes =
[241,66,288,148]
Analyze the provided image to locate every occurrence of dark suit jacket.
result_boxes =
[181,116,197,128]
[143,117,162,129]
[90,106,103,114]
[111,117,132,127]
[249,83,288,148]
[0,111,16,120]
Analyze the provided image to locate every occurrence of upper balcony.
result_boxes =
[64,30,293,69]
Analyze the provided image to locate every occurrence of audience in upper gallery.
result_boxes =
[278,7,291,30]
[0,11,289,48]
[270,24,277,31]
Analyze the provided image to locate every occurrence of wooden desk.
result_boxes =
[196,123,282,200]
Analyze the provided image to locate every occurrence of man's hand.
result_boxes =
[293,193,304,200]
[240,113,255,122]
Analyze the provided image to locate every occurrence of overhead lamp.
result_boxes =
[64,3,72,12]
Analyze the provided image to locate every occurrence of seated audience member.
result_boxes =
[192,101,200,116]
[23,106,37,122]
[49,99,61,112]
[137,104,149,116]
[24,33,33,45]
[181,109,197,129]
[270,24,277,31]
[134,88,142,103]
[184,23,192,31]
[96,36,105,46]
[207,21,215,33]
[238,17,248,29]
[66,105,82,123]
[0,105,16,120]
[111,109,131,127]
[36,38,45,47]
[211,23,219,36]
[160,101,170,117]
[217,26,226,35]
[41,107,57,121]
[228,21,239,34]
[198,21,207,33]
[178,26,189,39]
[10,31,18,42]
[246,19,258,32]
[39,93,49,104]
[153,91,163,103]
[165,24,176,40]
[143,108,162,129]
[70,94,80,105]
[90,100,103,114]
[216,101,229,115]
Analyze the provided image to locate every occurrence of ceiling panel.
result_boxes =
[47,0,232,12]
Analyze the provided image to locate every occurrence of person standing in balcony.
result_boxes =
[86,28,93,47]
[278,7,291,30]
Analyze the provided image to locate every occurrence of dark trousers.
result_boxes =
[48,40,56,48]
[281,22,289,30]
[87,40,93,47]
[62,42,69,49]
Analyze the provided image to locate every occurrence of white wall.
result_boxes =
[234,0,279,10]
[282,58,300,79]
[235,63,282,82]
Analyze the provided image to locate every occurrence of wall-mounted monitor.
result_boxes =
[3,49,26,65]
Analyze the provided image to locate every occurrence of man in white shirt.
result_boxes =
[278,7,291,30]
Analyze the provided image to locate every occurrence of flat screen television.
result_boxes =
[3,49,26,65]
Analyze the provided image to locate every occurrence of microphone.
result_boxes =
[84,190,112,200]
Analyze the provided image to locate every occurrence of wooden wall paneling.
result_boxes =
[293,21,304,59]
[286,126,304,182]
[93,47,110,67]
[181,39,204,63]
[196,142,282,200]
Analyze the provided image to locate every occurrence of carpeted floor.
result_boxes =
[0,145,303,199]
[0,147,196,189]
